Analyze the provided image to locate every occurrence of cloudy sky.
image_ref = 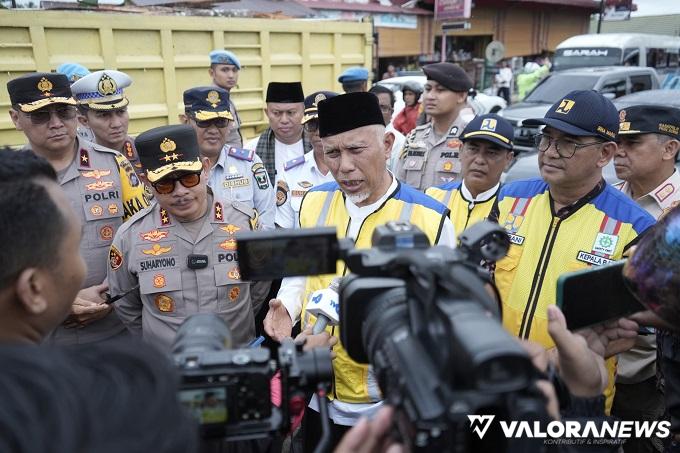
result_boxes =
[632,0,680,16]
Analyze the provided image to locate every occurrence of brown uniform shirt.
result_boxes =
[395,115,469,191]
[108,196,270,351]
[50,138,151,345]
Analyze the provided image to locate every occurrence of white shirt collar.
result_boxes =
[460,179,500,203]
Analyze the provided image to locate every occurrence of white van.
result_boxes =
[554,33,680,74]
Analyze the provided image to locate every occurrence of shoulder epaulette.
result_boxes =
[284,155,305,171]
[92,143,123,157]
[227,147,255,162]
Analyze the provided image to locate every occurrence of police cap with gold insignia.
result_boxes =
[524,90,619,141]
[7,72,77,113]
[618,105,680,140]
[422,62,473,93]
[183,86,234,121]
[461,113,514,150]
[302,90,338,124]
[71,70,132,110]
[318,92,384,138]
[135,124,203,183]
[266,82,304,103]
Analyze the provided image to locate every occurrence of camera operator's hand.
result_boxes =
[295,325,338,358]
[575,312,639,359]
[630,309,677,332]
[263,299,293,341]
[63,282,111,328]
[547,305,608,397]
[335,406,404,453]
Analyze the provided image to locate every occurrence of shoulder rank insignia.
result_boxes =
[159,208,172,226]
[79,149,91,168]
[214,202,224,221]
[284,156,305,171]
[228,147,255,162]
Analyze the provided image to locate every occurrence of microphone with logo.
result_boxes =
[307,278,341,335]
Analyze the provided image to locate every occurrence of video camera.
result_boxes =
[172,314,332,443]
[236,221,549,452]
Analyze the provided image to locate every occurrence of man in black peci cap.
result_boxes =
[246,81,312,184]
[489,90,656,414]
[107,124,270,351]
[264,92,456,451]
[396,62,474,191]
[7,72,151,346]
[613,104,680,453]
[427,113,514,235]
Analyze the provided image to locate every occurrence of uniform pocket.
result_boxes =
[403,157,424,187]
[139,268,184,317]
[214,263,250,311]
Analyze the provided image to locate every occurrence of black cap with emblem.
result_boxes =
[618,105,680,140]
[135,125,203,183]
[302,91,338,124]
[266,82,304,103]
[183,86,234,121]
[318,92,385,138]
[7,72,77,112]
[422,63,473,93]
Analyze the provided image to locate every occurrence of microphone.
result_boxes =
[307,278,341,335]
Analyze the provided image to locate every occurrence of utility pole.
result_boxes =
[596,0,604,34]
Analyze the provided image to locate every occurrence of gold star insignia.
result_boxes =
[215,205,222,213]
[169,153,180,161]
[161,155,172,162]
[162,215,169,223]
[81,155,88,163]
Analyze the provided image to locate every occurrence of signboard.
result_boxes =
[374,14,418,29]
[435,0,471,22]
[603,0,633,21]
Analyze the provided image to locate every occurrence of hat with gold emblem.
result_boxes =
[7,72,77,113]
[135,125,203,183]
[618,105,680,140]
[71,69,132,110]
[302,91,338,124]
[183,86,234,121]
[461,113,514,150]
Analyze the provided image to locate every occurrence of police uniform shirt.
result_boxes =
[208,146,275,230]
[395,114,469,191]
[108,197,270,351]
[51,137,151,345]
[616,169,680,220]
[275,152,335,229]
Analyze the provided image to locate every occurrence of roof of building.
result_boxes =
[589,15,680,37]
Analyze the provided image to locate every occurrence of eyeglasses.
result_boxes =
[304,120,319,133]
[195,118,229,129]
[534,133,604,159]
[22,106,77,125]
[152,172,202,194]
[379,105,393,113]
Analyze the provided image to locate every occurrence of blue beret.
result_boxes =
[209,50,241,70]
[56,63,90,84]
[338,67,369,84]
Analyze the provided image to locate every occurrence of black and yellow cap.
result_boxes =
[618,105,680,140]
[461,113,514,150]
[135,125,203,183]
[7,72,77,112]
[302,91,338,124]
[183,86,234,121]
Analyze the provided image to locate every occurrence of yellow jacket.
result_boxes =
[427,180,498,235]
[299,181,448,403]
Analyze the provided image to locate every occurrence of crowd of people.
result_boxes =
[1,51,679,453]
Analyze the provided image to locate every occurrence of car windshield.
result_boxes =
[553,48,623,71]
[524,75,599,103]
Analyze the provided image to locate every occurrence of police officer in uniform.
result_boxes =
[613,105,680,453]
[427,113,514,234]
[396,62,473,191]
[489,90,656,413]
[209,49,244,148]
[276,90,338,229]
[7,72,151,345]
[181,86,275,230]
[71,69,143,175]
[108,125,270,351]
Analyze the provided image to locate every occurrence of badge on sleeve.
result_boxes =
[251,162,269,190]
[276,180,289,206]
[154,294,174,312]
[109,245,123,270]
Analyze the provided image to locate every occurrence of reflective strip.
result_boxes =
[441,189,455,209]
[399,202,414,222]
[366,365,382,402]
[511,197,529,216]
[315,193,333,227]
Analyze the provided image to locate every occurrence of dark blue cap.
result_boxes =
[461,113,514,150]
[338,67,369,84]
[183,86,233,121]
[619,105,680,140]
[302,91,338,124]
[523,90,618,141]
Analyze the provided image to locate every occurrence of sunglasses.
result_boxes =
[23,106,77,125]
[151,172,202,194]
[195,118,229,129]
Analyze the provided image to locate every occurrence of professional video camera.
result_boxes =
[236,221,549,453]
[172,314,333,444]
